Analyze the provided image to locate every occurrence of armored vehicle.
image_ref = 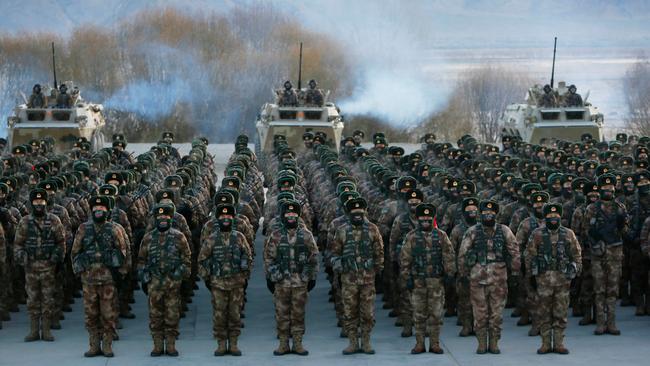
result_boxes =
[499,81,604,144]
[256,86,344,153]
[6,83,107,153]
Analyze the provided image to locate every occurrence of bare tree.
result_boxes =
[624,57,650,135]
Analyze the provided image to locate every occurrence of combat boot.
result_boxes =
[228,336,241,356]
[401,321,413,337]
[150,336,164,357]
[84,333,102,357]
[475,329,488,354]
[342,333,359,355]
[579,305,593,326]
[50,317,61,330]
[459,320,472,337]
[274,336,290,356]
[429,329,444,354]
[517,309,531,326]
[528,322,540,336]
[41,317,54,341]
[214,339,227,356]
[410,335,426,354]
[102,333,114,357]
[594,312,607,335]
[488,330,500,354]
[292,334,309,356]
[536,330,552,354]
[360,332,375,354]
[606,313,621,335]
[166,336,179,356]
[553,329,569,354]
[24,316,40,342]
[634,296,646,316]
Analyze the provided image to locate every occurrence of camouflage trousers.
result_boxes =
[25,267,56,318]
[411,279,445,337]
[274,285,308,337]
[592,246,623,322]
[629,246,649,306]
[82,282,117,337]
[536,272,571,333]
[0,263,7,315]
[470,274,508,335]
[456,277,473,328]
[211,286,244,340]
[342,282,376,335]
[148,279,182,338]
[395,277,412,326]
[332,274,344,322]
[579,259,594,309]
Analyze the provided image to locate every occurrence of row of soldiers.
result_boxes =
[254,128,649,356]
[1,131,270,357]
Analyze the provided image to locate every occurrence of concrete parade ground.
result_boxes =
[1,144,649,366]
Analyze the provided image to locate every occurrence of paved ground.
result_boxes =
[1,143,650,365]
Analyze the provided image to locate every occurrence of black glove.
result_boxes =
[205,280,212,291]
[444,275,455,287]
[406,277,414,290]
[266,278,276,294]
[142,282,149,296]
[529,276,537,291]
[307,280,316,292]
[617,214,627,231]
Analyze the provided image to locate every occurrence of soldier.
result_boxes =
[539,84,558,108]
[138,203,192,357]
[0,223,4,329]
[27,84,48,108]
[278,80,298,106]
[330,197,384,355]
[526,203,582,354]
[563,85,583,107]
[264,200,319,356]
[72,195,129,357]
[13,189,66,342]
[458,200,520,354]
[56,84,72,108]
[582,173,628,335]
[304,79,324,106]
[399,203,456,354]
[198,204,251,357]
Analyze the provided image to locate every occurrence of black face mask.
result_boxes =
[218,218,233,231]
[463,210,478,225]
[92,210,107,223]
[350,213,364,226]
[545,217,561,231]
[599,188,614,201]
[418,219,433,231]
[481,213,496,227]
[639,184,650,196]
[533,206,544,219]
[32,204,47,217]
[156,218,172,232]
[562,187,573,199]
[623,185,636,196]
[283,215,298,229]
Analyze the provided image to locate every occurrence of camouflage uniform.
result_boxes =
[330,213,384,354]
[138,221,191,356]
[198,212,251,356]
[13,210,66,341]
[458,208,520,354]
[399,218,456,354]
[72,210,129,357]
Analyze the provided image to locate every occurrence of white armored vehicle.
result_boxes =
[6,82,107,153]
[499,81,604,144]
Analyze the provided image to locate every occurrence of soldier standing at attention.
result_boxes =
[27,84,48,108]
[198,204,251,357]
[278,81,298,107]
[582,174,628,335]
[138,203,191,357]
[13,189,66,342]
[264,200,319,356]
[458,200,520,354]
[330,197,384,355]
[72,196,129,358]
[539,84,558,108]
[399,203,456,354]
[526,203,582,354]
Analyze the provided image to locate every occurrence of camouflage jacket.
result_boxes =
[13,213,66,271]
[264,226,319,288]
[399,228,456,287]
[330,219,384,285]
[458,223,520,283]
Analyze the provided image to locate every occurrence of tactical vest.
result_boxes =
[412,229,443,279]
[466,225,506,268]
[341,222,374,272]
[276,228,311,279]
[25,216,59,261]
[208,229,245,278]
[79,222,123,268]
[535,227,572,274]
[395,215,416,257]
[147,230,183,279]
[593,201,623,246]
